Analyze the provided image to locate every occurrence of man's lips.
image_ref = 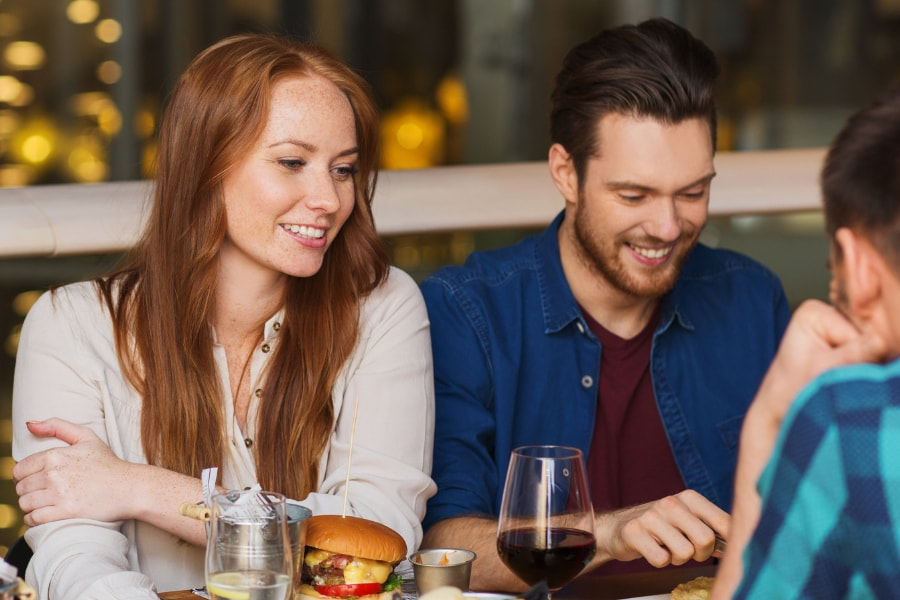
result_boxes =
[626,241,674,263]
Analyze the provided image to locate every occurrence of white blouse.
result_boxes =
[12,266,436,599]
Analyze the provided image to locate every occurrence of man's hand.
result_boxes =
[13,418,137,526]
[595,489,729,568]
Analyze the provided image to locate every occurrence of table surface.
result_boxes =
[158,565,716,600]
[556,565,716,600]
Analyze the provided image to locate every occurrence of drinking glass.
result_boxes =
[496,445,597,598]
[205,489,292,600]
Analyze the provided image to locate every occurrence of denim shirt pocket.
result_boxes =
[716,413,745,460]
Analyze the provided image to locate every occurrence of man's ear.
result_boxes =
[548,143,579,204]
[835,227,883,315]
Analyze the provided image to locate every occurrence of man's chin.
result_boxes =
[613,265,681,298]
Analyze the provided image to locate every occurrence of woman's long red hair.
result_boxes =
[96,34,389,499]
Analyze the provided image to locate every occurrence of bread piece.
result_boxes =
[671,575,715,600]
[418,586,466,600]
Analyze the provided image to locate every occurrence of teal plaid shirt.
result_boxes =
[735,357,900,599]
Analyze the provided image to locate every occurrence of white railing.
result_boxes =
[0,148,826,258]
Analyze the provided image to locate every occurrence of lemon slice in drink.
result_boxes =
[206,573,251,600]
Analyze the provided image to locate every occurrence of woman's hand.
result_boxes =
[13,418,140,526]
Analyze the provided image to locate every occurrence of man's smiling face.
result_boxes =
[569,113,715,299]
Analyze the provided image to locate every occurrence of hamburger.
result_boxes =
[299,514,406,600]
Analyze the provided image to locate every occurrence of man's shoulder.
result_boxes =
[422,233,542,291]
[681,243,780,282]
[675,244,787,308]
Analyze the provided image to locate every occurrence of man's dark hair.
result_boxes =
[550,17,720,185]
[823,85,900,269]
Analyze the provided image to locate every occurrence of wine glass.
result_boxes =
[496,445,597,598]
[205,489,293,600]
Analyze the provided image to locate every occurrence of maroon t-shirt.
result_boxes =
[581,305,697,575]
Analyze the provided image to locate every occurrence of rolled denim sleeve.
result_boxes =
[421,275,500,530]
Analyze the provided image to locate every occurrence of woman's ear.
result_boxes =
[834,227,883,317]
[548,143,579,205]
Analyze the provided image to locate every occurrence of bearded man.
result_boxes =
[419,18,791,592]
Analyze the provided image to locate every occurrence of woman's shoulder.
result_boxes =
[33,280,103,311]
[371,266,422,301]
[359,266,426,320]
[27,280,112,332]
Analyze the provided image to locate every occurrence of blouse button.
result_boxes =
[581,375,594,388]
[261,343,270,353]
[254,388,262,398]
[273,322,281,331]
[244,438,253,448]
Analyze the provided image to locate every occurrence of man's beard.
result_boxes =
[572,201,700,299]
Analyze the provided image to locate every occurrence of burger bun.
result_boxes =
[305,514,407,563]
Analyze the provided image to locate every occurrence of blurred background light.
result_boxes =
[0,458,12,480]
[3,40,45,70]
[0,505,19,529]
[94,18,121,44]
[436,73,468,125]
[380,99,446,169]
[96,59,121,84]
[70,91,111,116]
[97,102,122,135]
[66,0,99,25]
[7,82,32,107]
[12,291,40,317]
[67,134,108,182]
[10,116,58,167]
[3,323,21,356]
[134,106,155,139]
[0,75,21,103]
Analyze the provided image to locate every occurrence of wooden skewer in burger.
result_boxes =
[298,399,406,600]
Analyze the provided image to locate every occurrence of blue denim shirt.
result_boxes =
[421,211,791,531]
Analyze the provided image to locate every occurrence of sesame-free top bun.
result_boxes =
[305,514,407,563]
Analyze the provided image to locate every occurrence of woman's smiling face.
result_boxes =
[219,73,359,285]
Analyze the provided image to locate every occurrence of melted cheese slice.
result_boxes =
[303,548,392,584]
[344,557,392,584]
[304,548,332,567]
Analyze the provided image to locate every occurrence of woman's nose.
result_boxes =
[305,171,342,212]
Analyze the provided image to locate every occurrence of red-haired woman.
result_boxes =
[11,33,435,598]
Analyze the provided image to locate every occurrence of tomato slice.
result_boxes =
[314,582,383,597]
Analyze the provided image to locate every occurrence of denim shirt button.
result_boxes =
[576,321,586,334]
[581,375,593,388]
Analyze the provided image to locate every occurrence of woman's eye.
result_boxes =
[332,165,359,181]
[278,159,304,170]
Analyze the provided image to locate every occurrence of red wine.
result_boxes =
[497,526,596,589]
